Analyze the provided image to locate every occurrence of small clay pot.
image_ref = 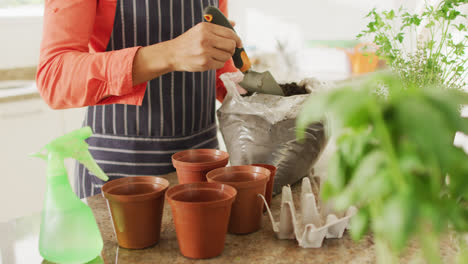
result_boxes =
[251,164,277,212]
[166,182,237,259]
[102,176,169,249]
[206,166,270,234]
[172,149,229,184]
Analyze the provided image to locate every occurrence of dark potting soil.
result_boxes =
[241,82,309,97]
[280,82,308,96]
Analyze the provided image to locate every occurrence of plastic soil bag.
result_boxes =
[218,72,327,195]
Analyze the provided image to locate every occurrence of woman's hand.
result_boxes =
[132,22,241,85]
[166,22,242,72]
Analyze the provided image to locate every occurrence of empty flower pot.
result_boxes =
[166,182,237,259]
[206,166,270,234]
[172,149,229,184]
[102,176,169,249]
[251,164,277,212]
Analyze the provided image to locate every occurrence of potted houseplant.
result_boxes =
[358,0,467,90]
[296,1,467,262]
[296,73,468,263]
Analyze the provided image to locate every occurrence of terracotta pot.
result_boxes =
[206,166,270,234]
[251,164,277,212]
[102,176,169,249]
[166,182,237,259]
[172,149,229,184]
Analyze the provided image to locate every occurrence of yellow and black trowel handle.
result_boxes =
[203,6,252,73]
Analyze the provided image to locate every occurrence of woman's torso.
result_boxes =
[76,0,220,198]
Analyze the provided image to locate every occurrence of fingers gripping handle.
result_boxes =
[203,6,251,72]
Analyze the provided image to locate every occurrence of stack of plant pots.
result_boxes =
[102,148,278,259]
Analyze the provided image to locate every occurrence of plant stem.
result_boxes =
[368,100,406,190]
[446,59,468,87]
[428,12,436,87]
[440,38,467,80]
[442,39,468,82]
[434,19,450,67]
[429,4,444,85]
[454,71,468,88]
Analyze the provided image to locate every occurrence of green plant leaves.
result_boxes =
[350,208,370,240]
[297,72,468,263]
[384,10,396,20]
[332,150,392,211]
[296,89,333,140]
[348,2,468,258]
[350,150,387,187]
[373,192,417,252]
[395,33,404,43]
[325,151,347,194]
[454,23,466,31]
[393,95,454,170]
[422,89,468,133]
[398,145,427,182]
[296,85,373,140]
[337,127,372,166]
[357,0,468,90]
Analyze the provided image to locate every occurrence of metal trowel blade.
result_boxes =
[239,71,284,96]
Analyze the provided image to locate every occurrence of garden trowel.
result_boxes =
[204,6,284,96]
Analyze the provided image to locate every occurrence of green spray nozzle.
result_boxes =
[32,126,108,181]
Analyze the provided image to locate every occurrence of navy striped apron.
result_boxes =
[75,0,220,198]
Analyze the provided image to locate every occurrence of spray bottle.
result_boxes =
[32,126,109,264]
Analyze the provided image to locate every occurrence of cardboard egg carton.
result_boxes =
[261,177,357,248]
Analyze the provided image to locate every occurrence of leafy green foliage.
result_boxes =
[297,73,468,263]
[358,0,468,90]
[350,207,370,240]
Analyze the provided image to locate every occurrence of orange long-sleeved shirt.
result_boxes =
[36,0,236,110]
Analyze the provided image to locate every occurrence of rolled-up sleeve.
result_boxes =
[36,0,147,109]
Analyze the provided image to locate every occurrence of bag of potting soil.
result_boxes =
[218,72,327,195]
